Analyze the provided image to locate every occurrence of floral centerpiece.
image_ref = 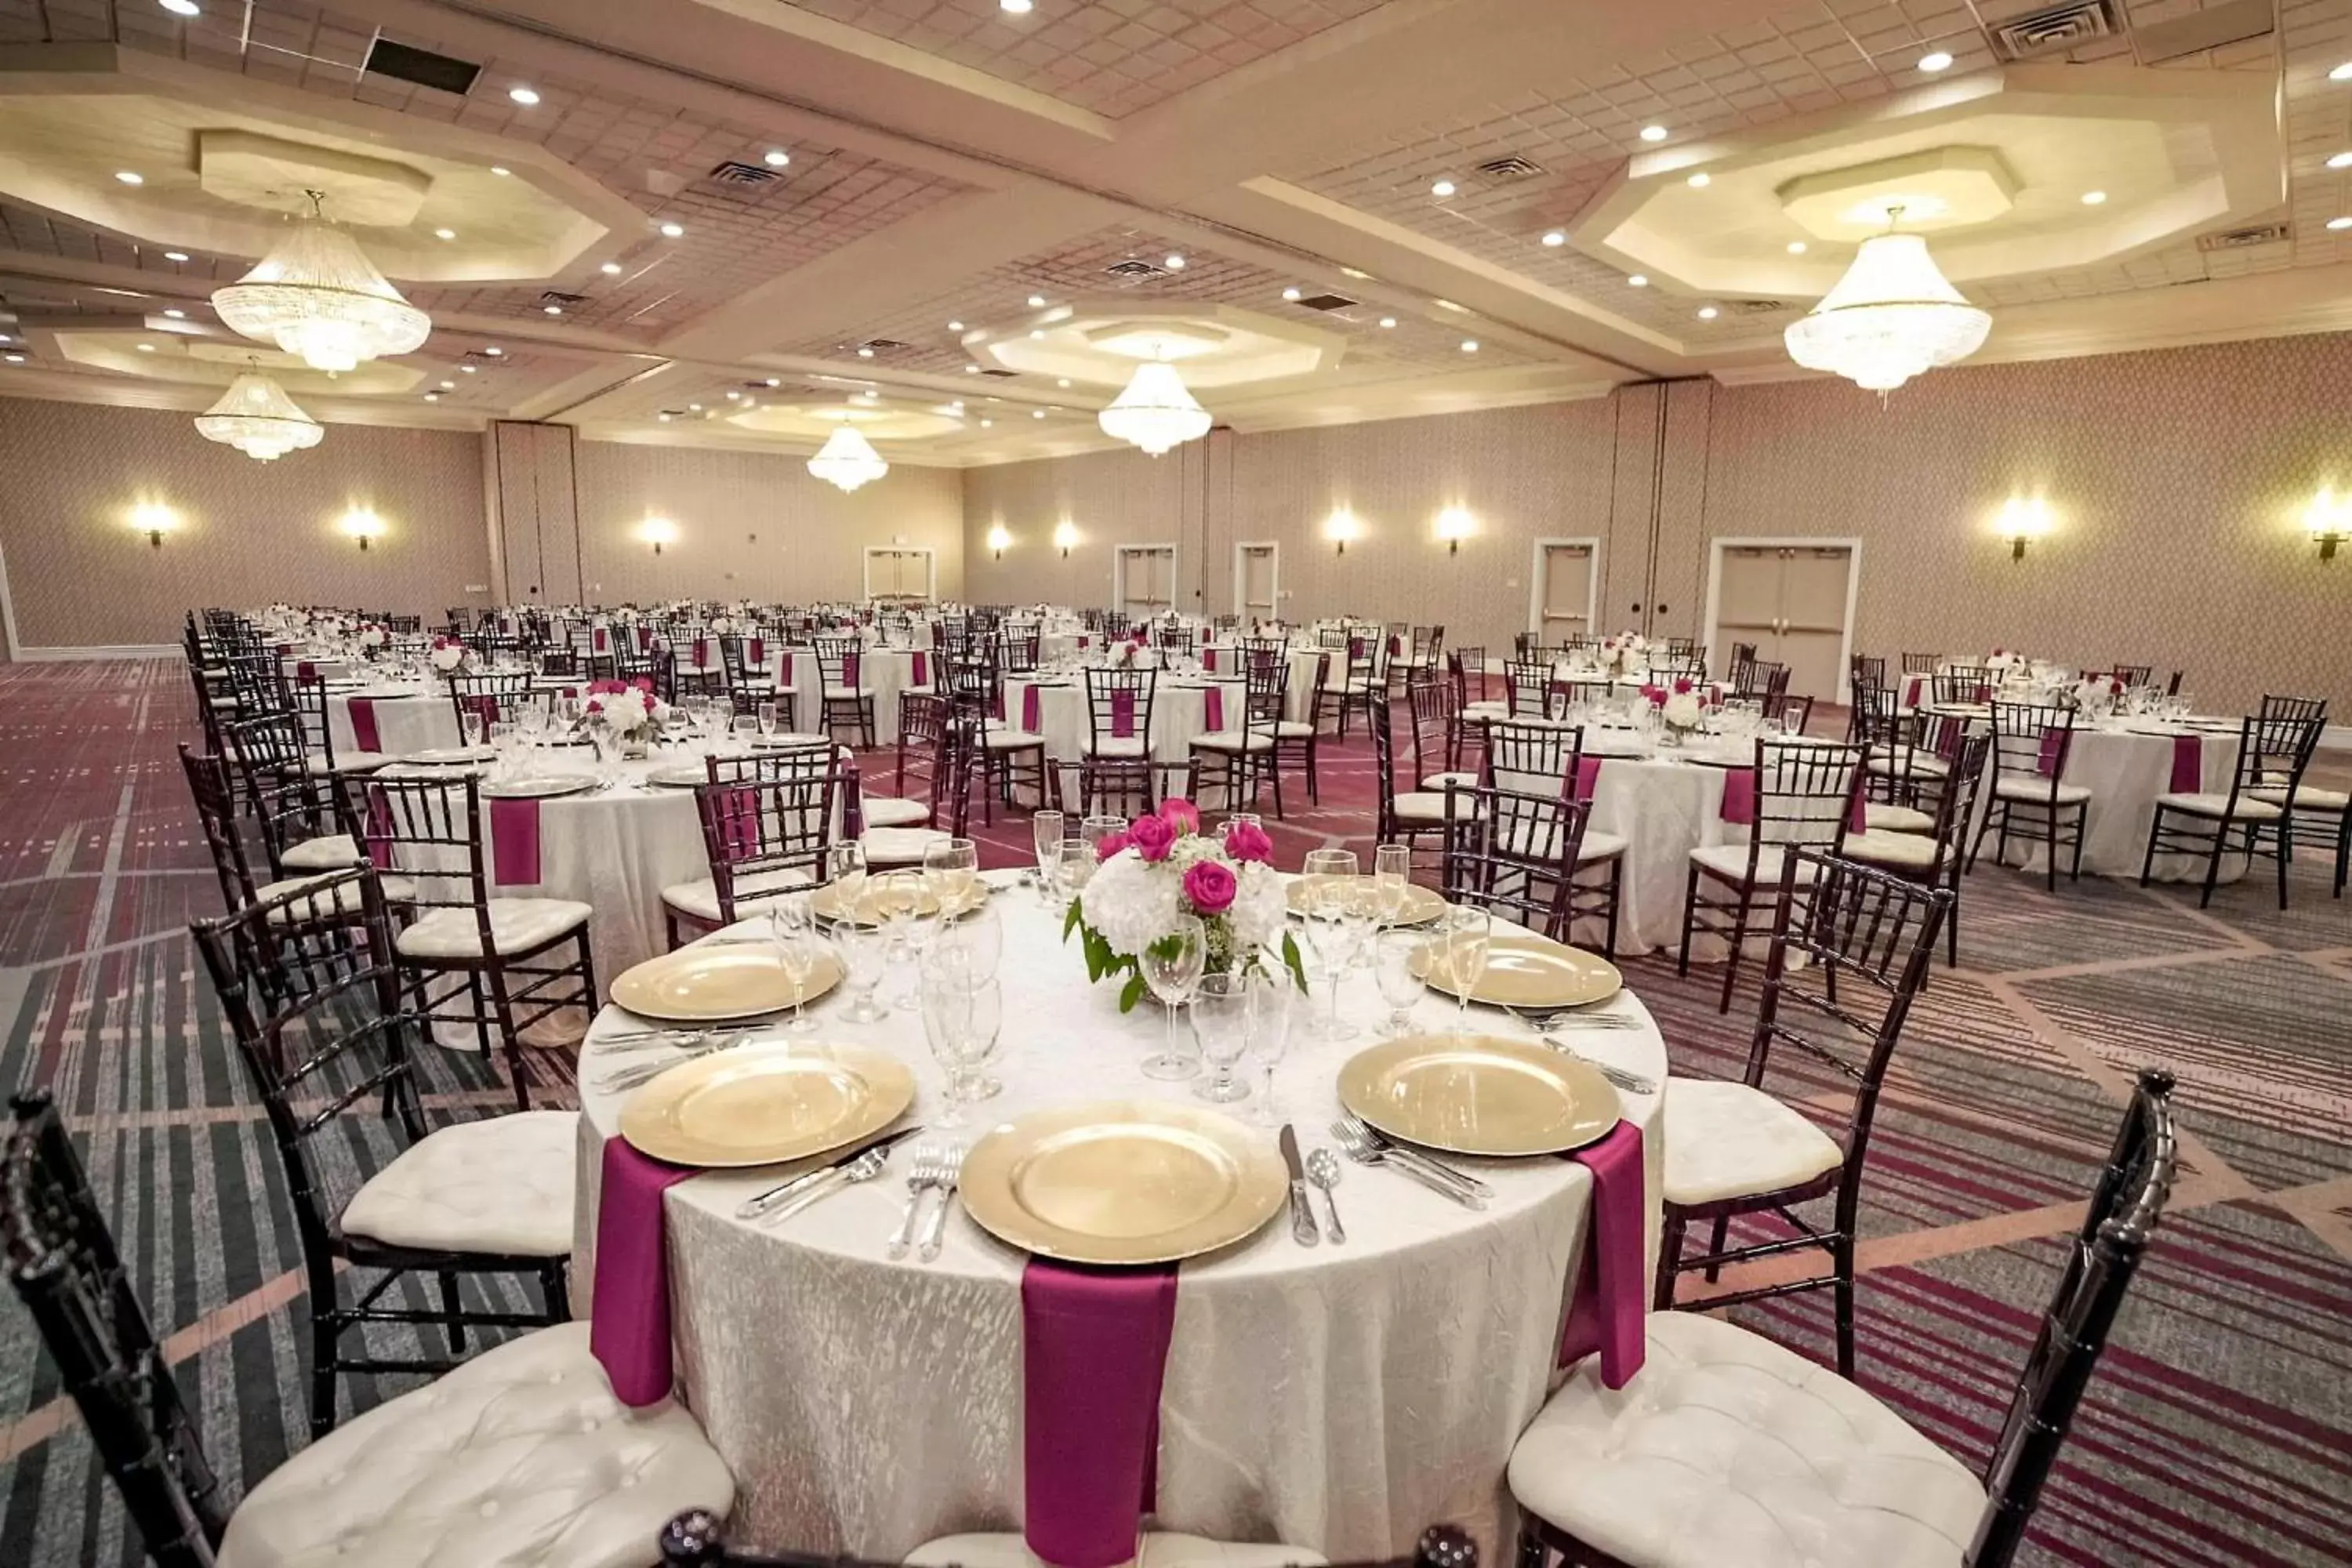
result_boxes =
[428,636,473,675]
[1104,633,1152,671]
[1639,677,1708,742]
[1987,648,2027,677]
[1065,800,1306,1011]
[2070,674,2123,716]
[581,678,669,757]
[357,622,387,652]
[1597,630,1650,679]
[709,614,739,636]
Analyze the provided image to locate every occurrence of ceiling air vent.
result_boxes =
[1104,259,1169,280]
[1990,1,2120,60]
[861,338,913,352]
[979,368,1018,378]
[363,39,482,96]
[539,290,587,307]
[708,161,782,187]
[1294,292,1356,311]
[2197,222,2290,252]
[1475,156,1545,181]
[1728,299,1790,316]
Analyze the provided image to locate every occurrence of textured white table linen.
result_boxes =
[779,648,927,745]
[328,684,459,757]
[1003,677,1249,804]
[1976,720,2245,881]
[572,872,1668,1563]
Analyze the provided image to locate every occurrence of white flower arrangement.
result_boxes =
[428,638,471,674]
[585,682,668,742]
[357,624,387,650]
[1987,648,2026,674]
[1067,801,1305,1011]
[1662,690,1704,731]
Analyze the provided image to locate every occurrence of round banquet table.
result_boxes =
[1003,674,1247,804]
[778,647,931,746]
[328,682,461,757]
[1954,714,2248,882]
[571,872,1667,1561]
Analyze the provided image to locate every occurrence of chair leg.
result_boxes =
[2068,804,2086,884]
[541,1261,571,1322]
[1515,1513,1550,1568]
[1602,860,1621,960]
[2042,804,2057,894]
[1834,1235,1858,1381]
[1716,884,1750,1014]
[2335,812,2349,898]
[438,1270,466,1356]
[1675,865,1700,978]
[1653,1208,1687,1311]
[2275,823,2291,912]
[1702,1214,1730,1283]
[2139,807,2162,887]
[482,963,530,1112]
[309,1306,339,1439]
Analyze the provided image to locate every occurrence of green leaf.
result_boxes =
[1118,972,1149,1013]
[1279,931,1310,994]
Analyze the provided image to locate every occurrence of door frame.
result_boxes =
[1701,536,1864,702]
[1114,541,1180,617]
[1232,539,1279,619]
[1526,536,1602,640]
[862,544,937,602]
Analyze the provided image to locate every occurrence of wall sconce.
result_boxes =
[1053,521,1079,557]
[1995,496,2051,561]
[641,516,677,556]
[130,503,179,550]
[1435,506,1475,555]
[2306,487,2347,563]
[1326,509,1361,556]
[340,507,386,552]
[986,524,1012,560]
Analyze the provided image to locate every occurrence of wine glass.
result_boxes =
[933,902,1002,978]
[870,869,921,1007]
[829,915,887,1023]
[1436,906,1492,1036]
[1301,873,1357,1040]
[770,894,821,1033]
[1340,879,1381,974]
[923,837,981,917]
[960,973,1004,1102]
[1374,930,1428,1036]
[1138,913,1206,1081]
[1243,971,1294,1127]
[826,840,869,916]
[1031,810,1065,904]
[756,699,779,738]
[1190,972,1253,1102]
[1082,815,1127,857]
[1372,843,1413,927]
[731,713,761,750]
[459,710,486,752]
[920,965,976,1128]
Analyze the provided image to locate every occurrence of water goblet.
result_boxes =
[1189,972,1253,1102]
[1138,913,1207,1080]
[459,710,486,752]
[756,700,780,738]
[829,916,887,1023]
[1032,810,1065,905]
[1301,878,1357,1041]
[919,966,976,1128]
[959,972,1004,1102]
[1374,930,1429,1036]
[923,837,982,917]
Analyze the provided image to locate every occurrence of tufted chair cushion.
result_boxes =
[339,1110,578,1256]
[660,868,815,924]
[860,827,953,866]
[1509,1312,1981,1568]
[1862,803,1936,835]
[1688,844,1826,888]
[281,834,364,872]
[1991,773,2091,806]
[217,1321,734,1568]
[1392,790,1481,823]
[860,796,935,828]
[1661,1079,1841,1207]
[396,898,593,960]
[1839,829,1938,871]
[2154,791,2280,821]
[256,873,419,921]
[2252,783,2350,811]
[908,1534,1327,1568]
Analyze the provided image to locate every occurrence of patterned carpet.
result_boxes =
[1,659,2347,1566]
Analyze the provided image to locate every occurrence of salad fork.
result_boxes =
[887,1145,951,1260]
[1330,1122,1484,1210]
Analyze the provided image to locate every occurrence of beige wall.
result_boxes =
[963,333,2352,713]
[573,441,965,607]
[0,396,492,648]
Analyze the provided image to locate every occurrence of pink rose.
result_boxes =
[1674,677,1694,695]
[1160,797,1201,834]
[1095,830,1131,860]
[1182,859,1236,915]
[1224,820,1273,864]
[1128,813,1177,862]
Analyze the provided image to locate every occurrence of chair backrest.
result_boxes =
[1485,719,1582,797]
[1901,651,1941,673]
[1936,665,1993,704]
[2111,664,2154,688]
[813,637,865,689]
[1439,782,1589,941]
[1405,677,1461,782]
[1969,1070,2179,1568]
[1917,723,1992,872]
[693,767,844,920]
[1504,656,1555,718]
[2221,712,2322,815]
[180,743,261,912]
[2256,693,2328,730]
[449,672,534,735]
[1987,702,2076,790]
[1750,738,1863,851]
[223,711,334,877]
[1850,653,1887,691]
[4,1091,230,1566]
[338,771,492,924]
[1083,667,1156,749]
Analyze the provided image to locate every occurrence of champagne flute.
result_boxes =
[1372,842,1413,927]
[770,894,820,1033]
[1438,906,1492,1036]
[756,699,779,739]
[933,902,1002,978]
[871,869,921,1009]
[1138,913,1206,1080]
[1243,971,1294,1127]
[960,973,1004,1102]
[826,840,869,918]
[1302,877,1356,1041]
[923,837,981,917]
[829,915,887,1024]
[920,964,975,1128]
[1031,810,1065,904]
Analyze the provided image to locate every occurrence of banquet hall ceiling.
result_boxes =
[0,0,2343,465]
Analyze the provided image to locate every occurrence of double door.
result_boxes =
[1118,546,1178,621]
[1712,545,1854,698]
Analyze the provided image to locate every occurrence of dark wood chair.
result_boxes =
[1966,702,2088,892]
[2249,695,2345,897]
[2142,711,2324,909]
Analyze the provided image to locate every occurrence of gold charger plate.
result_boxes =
[810,879,985,924]
[619,1042,913,1167]
[1286,874,1447,926]
[1411,933,1622,1008]
[960,1102,1287,1265]
[1338,1034,1617,1156]
[610,944,842,1023]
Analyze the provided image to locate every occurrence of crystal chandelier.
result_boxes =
[1783,214,1990,393]
[212,193,431,374]
[194,368,325,461]
[807,421,888,492]
[1098,360,1212,456]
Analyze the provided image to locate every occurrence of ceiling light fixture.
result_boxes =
[194,364,323,461]
[423,391,439,401]
[1686,172,1711,188]
[659,222,684,238]
[1027,294,1046,307]
[1163,254,1185,269]
[948,320,964,332]
[764,149,791,167]
[857,346,875,358]
[965,364,981,373]
[136,343,155,351]
[1787,241,1807,254]
[2,354,21,364]
[601,261,622,274]
[1056,377,1071,387]
[438,379,455,389]
[462,365,477,372]
[765,376,781,387]
[1783,209,1989,393]
[543,303,562,315]
[115,170,144,185]
[1918,50,1953,71]
[1696,307,1718,321]
[1033,409,1046,419]
[164,251,189,262]
[2328,152,2352,169]
[2080,190,2107,205]
[1639,124,1668,143]
[2332,61,2352,80]
[1541,231,1566,246]
[508,85,539,105]
[1460,339,1479,352]
[484,345,504,356]
[491,165,511,176]
[1378,317,1396,328]
[161,0,200,14]
[212,193,430,373]
[1431,180,1456,198]
[434,227,456,240]
[2328,216,2352,230]
[1628,274,1649,287]
[808,420,888,492]
[1002,0,1033,12]
[1282,287,1302,301]
[162,307,185,318]
[1098,358,1212,457]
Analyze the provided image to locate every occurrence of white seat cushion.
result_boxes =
[2157,790,2282,821]
[1864,747,1950,779]
[1274,720,1317,739]
[216,1321,735,1568]
[860,795,934,827]
[281,833,362,872]
[1082,735,1149,758]
[1577,828,1628,864]
[1662,1078,1844,1206]
[1992,771,2092,805]
[909,1534,1327,1568]
[1392,789,1481,822]
[862,826,953,866]
[1863,803,1936,834]
[823,684,875,700]
[2252,783,2350,811]
[256,872,418,920]
[1841,828,1939,870]
[1507,1312,1982,1568]
[339,1110,578,1256]
[1194,730,1275,753]
[1463,701,1508,718]
[660,866,815,924]
[1419,771,1478,790]
[1689,842,1828,887]
[395,898,593,960]
[982,728,1046,751]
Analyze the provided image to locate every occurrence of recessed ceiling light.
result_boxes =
[1628,274,1649,287]
[439,379,456,390]
[600,261,622,274]
[1686,172,1711,188]
[965,365,981,373]
[461,365,477,373]
[1282,287,1302,301]
[764,149,791,167]
[2332,61,2352,80]
[725,390,740,400]
[163,251,189,262]
[543,304,564,315]
[434,227,456,240]
[947,320,964,332]
[162,307,185,318]
[0,335,9,343]
[136,343,154,352]
[2330,152,2352,169]
[4,354,22,364]
[484,346,504,356]
[1056,377,1070,387]
[688,402,702,411]
[160,0,200,14]
[423,392,440,401]
[1029,328,1046,339]
[855,346,875,358]
[508,85,540,106]
[1786,241,1807,254]
[1163,254,1185,270]
[1431,179,1456,198]
[1917,50,1953,72]
[114,170,143,185]
[2081,190,2107,205]
[1639,124,1668,143]
[1000,0,1032,13]
[1435,299,1464,312]
[1033,409,1046,419]
[1341,267,1370,279]
[659,412,672,423]
[981,419,993,428]
[1697,306,1719,319]
[1541,230,1566,246]
[659,222,684,238]
[2330,216,2352,230]
[1026,294,1046,307]
[1377,316,1396,328]
[1459,339,1479,353]
[766,376,781,387]
[491,165,511,177]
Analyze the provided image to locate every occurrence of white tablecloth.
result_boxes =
[1004,675,1248,804]
[328,684,459,757]
[779,648,931,745]
[1978,720,2245,881]
[572,873,1668,1561]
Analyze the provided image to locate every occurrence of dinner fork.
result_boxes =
[918,1143,966,1263]
[1534,1042,1657,1097]
[593,1034,756,1094]
[887,1144,951,1261]
[1336,1111,1494,1199]
[1330,1122,1484,1210]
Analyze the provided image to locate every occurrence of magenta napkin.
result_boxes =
[1718,769,1864,833]
[1111,688,1137,738]
[488,797,541,887]
[1022,1259,1179,1568]
[348,696,382,753]
[692,637,710,669]
[2034,730,2067,778]
[296,660,317,681]
[844,652,862,688]
[1203,686,1225,732]
[748,635,765,666]
[590,1138,699,1407]
[1203,647,1219,672]
[1573,755,1602,801]
[593,626,610,653]
[1555,1122,1646,1389]
[1902,675,1925,708]
[1078,636,1092,652]
[1022,684,1043,733]
[2169,733,2201,794]
[912,650,929,688]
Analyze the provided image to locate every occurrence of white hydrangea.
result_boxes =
[1076,848,1181,958]
[1227,860,1288,953]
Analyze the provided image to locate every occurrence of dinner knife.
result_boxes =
[1279,1123,1321,1247]
[735,1124,926,1220]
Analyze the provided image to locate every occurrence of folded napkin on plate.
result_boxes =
[1022,1259,1179,1568]
[2169,733,2202,794]
[348,696,382,753]
[590,1137,701,1408]
[1555,1121,1646,1389]
[488,797,542,886]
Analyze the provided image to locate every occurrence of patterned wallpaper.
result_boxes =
[0,397,492,648]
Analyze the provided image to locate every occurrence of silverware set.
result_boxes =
[1499,1006,1658,1096]
[1330,1114,1492,1210]
[885,1142,967,1263]
[592,1032,764,1094]
[735,1126,925,1225]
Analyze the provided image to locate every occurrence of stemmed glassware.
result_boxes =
[1371,843,1412,927]
[1189,972,1252,1102]
[1031,809,1065,906]
[1374,929,1428,1036]
[1243,971,1294,1127]
[769,892,822,1033]
[922,837,981,917]
[1138,913,1206,1081]
[1436,906,1492,1036]
[871,869,922,1010]
[1301,848,1360,1040]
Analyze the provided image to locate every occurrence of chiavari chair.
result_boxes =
[1081,666,1157,760]
[1438,782,1588,942]
[1844,725,1991,969]
[1484,719,1627,956]
[1966,702,2088,892]
[667,757,847,944]
[1504,655,1559,720]
[223,711,365,878]
[1333,630,1388,737]
[848,741,968,868]
[1405,675,1475,793]
[1272,649,1329,808]
[448,671,534,741]
[1853,677,1947,825]
[2143,710,2324,909]
[2249,695,2345,897]
[1935,663,1994,704]
[814,634,879,748]
[1901,650,1941,673]
[1370,699,1475,864]
[1726,640,1758,690]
